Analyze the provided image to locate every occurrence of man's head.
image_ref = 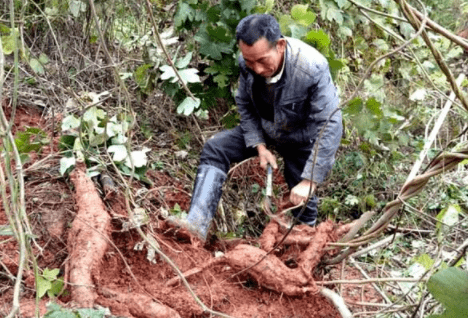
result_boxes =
[236,14,286,78]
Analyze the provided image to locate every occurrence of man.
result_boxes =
[168,14,342,241]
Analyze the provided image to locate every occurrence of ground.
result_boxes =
[0,104,384,318]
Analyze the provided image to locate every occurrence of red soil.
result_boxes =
[0,103,383,318]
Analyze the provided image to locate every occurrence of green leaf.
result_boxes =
[160,64,176,81]
[37,276,52,298]
[60,157,76,176]
[75,307,108,318]
[43,268,60,281]
[1,32,17,55]
[365,98,383,117]
[335,0,348,8]
[30,58,45,75]
[62,115,81,131]
[83,106,105,130]
[326,6,343,25]
[305,29,331,51]
[291,4,316,26]
[174,2,196,27]
[125,148,151,168]
[207,25,231,43]
[213,73,229,87]
[427,268,468,316]
[195,30,233,60]
[413,253,434,270]
[39,53,50,65]
[108,145,128,162]
[176,52,193,69]
[345,97,363,115]
[134,64,152,89]
[177,68,200,84]
[47,278,64,298]
[289,25,308,40]
[177,97,201,116]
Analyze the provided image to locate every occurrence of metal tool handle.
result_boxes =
[266,164,273,197]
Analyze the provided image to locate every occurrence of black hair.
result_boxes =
[235,14,282,47]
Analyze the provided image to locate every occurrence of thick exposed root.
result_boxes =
[98,288,181,318]
[67,160,111,307]
[167,220,358,298]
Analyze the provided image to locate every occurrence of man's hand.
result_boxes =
[290,179,316,205]
[257,144,277,170]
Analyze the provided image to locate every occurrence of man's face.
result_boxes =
[239,37,286,78]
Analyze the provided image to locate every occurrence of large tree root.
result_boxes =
[167,221,346,295]
[98,288,181,318]
[67,160,111,307]
[66,161,181,317]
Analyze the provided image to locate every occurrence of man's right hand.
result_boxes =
[257,144,278,170]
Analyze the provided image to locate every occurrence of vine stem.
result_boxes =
[398,0,468,112]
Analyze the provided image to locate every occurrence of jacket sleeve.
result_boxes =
[302,60,342,184]
[235,64,265,148]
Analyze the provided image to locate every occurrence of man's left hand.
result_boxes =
[290,179,316,205]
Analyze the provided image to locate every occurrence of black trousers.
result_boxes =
[198,126,318,224]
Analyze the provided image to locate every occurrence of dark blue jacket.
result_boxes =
[235,37,342,183]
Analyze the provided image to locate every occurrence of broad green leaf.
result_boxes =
[134,64,152,89]
[177,97,201,116]
[47,278,64,298]
[83,106,105,130]
[305,30,330,51]
[43,268,60,281]
[37,276,52,298]
[30,58,45,75]
[73,138,84,152]
[326,6,343,25]
[159,64,176,81]
[279,15,294,35]
[125,148,151,168]
[207,25,231,43]
[335,0,348,8]
[107,145,128,162]
[366,98,383,117]
[89,132,107,147]
[447,47,463,60]
[1,33,17,55]
[60,157,76,176]
[427,267,468,316]
[345,97,363,115]
[413,253,434,270]
[174,2,196,27]
[289,24,308,40]
[176,52,193,69]
[291,4,316,27]
[214,74,229,87]
[265,0,274,12]
[176,68,200,84]
[39,53,49,65]
[62,115,81,131]
[195,30,233,60]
